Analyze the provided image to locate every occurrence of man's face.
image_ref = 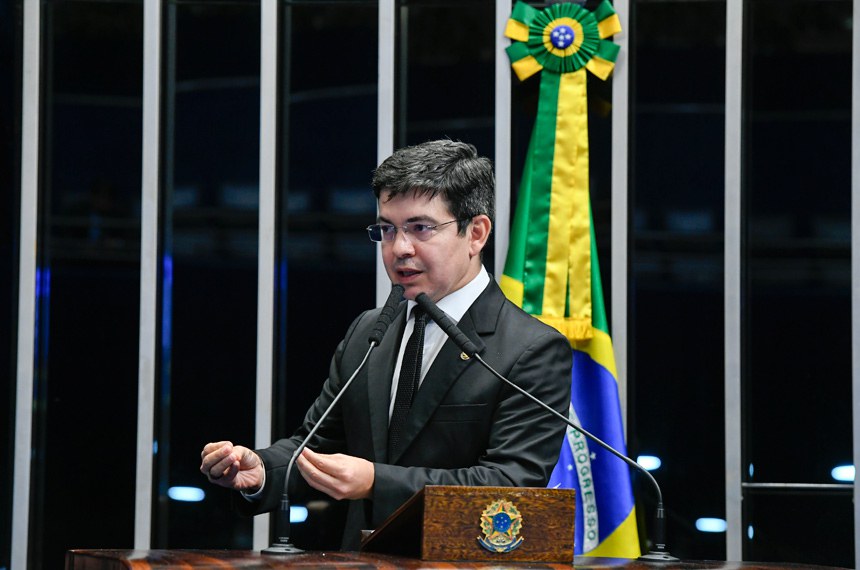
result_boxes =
[378,189,488,302]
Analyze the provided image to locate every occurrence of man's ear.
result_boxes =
[468,215,492,256]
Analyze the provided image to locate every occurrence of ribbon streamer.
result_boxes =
[502,0,620,343]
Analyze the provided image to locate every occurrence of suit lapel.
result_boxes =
[367,304,406,464]
[387,282,501,465]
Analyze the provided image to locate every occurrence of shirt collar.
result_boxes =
[406,266,490,322]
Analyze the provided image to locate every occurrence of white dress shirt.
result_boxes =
[388,266,490,420]
[245,266,491,499]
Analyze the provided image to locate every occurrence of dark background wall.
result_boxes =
[1,0,854,568]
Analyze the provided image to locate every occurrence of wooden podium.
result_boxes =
[64,485,855,569]
[65,551,856,570]
[361,485,576,563]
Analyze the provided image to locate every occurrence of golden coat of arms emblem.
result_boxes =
[477,499,524,553]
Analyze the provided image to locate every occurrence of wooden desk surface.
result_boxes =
[65,550,850,570]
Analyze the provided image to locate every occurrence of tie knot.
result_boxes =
[411,306,426,323]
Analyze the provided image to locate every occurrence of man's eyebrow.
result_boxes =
[376,215,437,224]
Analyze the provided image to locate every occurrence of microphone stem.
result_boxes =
[474,347,678,562]
[473,353,663,506]
[475,352,676,559]
[414,292,675,559]
[266,341,378,553]
[286,340,378,487]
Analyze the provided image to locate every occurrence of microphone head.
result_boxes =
[388,284,405,300]
[414,292,432,310]
[415,293,479,357]
[368,284,405,345]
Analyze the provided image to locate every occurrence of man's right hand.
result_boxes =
[200,441,264,493]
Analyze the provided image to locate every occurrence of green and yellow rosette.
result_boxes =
[504,1,620,81]
[501,1,621,344]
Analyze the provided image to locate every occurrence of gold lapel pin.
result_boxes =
[460,352,470,361]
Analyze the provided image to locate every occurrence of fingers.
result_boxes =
[236,445,262,470]
[199,442,265,493]
[200,441,239,486]
[296,449,374,501]
[297,449,342,498]
[200,441,231,460]
[300,448,332,474]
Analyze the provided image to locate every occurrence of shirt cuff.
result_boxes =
[240,469,266,501]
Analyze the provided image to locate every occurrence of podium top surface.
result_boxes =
[65,550,850,570]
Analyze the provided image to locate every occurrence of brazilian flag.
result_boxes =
[500,1,641,558]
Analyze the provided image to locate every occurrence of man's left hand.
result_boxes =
[296,448,375,500]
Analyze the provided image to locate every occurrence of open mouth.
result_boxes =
[395,267,423,281]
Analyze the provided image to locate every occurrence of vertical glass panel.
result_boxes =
[743,0,852,563]
[34,2,143,567]
[629,0,726,559]
[158,1,260,548]
[396,0,495,269]
[744,0,852,483]
[396,0,494,149]
[0,1,21,567]
[276,1,378,549]
[745,490,853,567]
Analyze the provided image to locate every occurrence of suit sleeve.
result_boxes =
[371,324,572,526]
[233,310,374,517]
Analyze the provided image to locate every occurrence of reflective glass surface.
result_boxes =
[742,0,853,563]
[744,0,852,484]
[629,0,726,559]
[157,1,260,548]
[397,0,495,149]
[276,2,378,549]
[34,2,143,567]
[397,0,496,270]
[745,490,854,566]
[0,1,20,567]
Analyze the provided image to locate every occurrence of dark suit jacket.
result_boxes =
[237,279,572,549]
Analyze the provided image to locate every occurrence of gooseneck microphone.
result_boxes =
[262,284,405,555]
[414,293,677,562]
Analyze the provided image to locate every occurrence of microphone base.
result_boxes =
[638,550,680,562]
[261,542,304,555]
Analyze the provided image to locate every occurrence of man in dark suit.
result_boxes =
[200,140,572,550]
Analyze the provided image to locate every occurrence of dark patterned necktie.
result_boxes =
[388,307,427,457]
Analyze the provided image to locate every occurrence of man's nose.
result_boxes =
[391,229,415,256]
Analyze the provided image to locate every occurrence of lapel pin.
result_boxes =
[460,352,470,361]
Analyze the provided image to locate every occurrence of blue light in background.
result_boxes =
[291,506,309,523]
[161,254,173,351]
[636,455,662,471]
[695,518,727,533]
[168,486,205,502]
[831,464,854,482]
[747,525,754,540]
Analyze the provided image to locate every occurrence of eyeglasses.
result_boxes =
[366,219,460,243]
